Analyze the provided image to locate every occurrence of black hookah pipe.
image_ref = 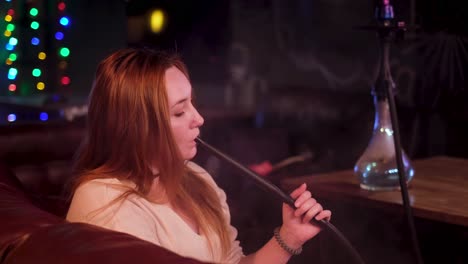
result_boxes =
[196,137,366,264]
[356,1,424,264]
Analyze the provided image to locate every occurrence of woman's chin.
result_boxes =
[183,147,197,160]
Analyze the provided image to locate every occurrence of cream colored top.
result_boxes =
[66,162,244,263]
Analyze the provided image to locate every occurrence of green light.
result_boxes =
[59,47,70,57]
[6,24,15,32]
[9,53,17,61]
[30,21,39,30]
[32,68,41,77]
[30,8,39,17]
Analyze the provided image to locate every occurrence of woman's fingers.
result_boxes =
[289,183,332,223]
[290,183,307,199]
[294,190,312,208]
[315,210,332,221]
[294,196,316,216]
[302,203,323,223]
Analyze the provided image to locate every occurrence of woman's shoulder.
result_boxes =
[186,161,207,173]
[75,177,135,200]
[186,161,215,184]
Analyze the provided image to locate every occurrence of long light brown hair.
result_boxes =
[71,48,230,259]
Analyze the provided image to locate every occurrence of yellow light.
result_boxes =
[5,58,13,65]
[5,15,12,22]
[37,82,45,90]
[38,52,46,60]
[4,30,11,37]
[150,9,165,33]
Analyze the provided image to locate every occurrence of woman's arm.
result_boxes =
[239,183,332,264]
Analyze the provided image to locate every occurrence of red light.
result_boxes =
[8,84,16,92]
[58,2,66,11]
[7,9,14,16]
[61,76,71,85]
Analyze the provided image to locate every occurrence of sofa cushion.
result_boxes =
[0,163,64,258]
[3,223,205,264]
[0,164,205,264]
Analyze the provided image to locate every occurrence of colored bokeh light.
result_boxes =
[150,9,165,33]
[58,61,67,69]
[59,17,69,26]
[7,114,16,122]
[40,112,48,121]
[9,53,17,61]
[36,82,45,90]
[8,84,16,92]
[61,76,71,85]
[31,21,40,30]
[31,37,40,45]
[59,47,70,57]
[55,32,64,40]
[38,52,46,60]
[29,8,39,17]
[32,68,42,77]
[8,37,18,46]
[5,15,12,22]
[7,69,17,80]
[6,24,14,31]
[58,2,66,11]
[4,30,11,37]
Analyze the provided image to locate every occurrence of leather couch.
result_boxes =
[0,119,205,264]
[0,162,205,264]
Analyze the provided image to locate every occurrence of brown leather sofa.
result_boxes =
[0,120,205,264]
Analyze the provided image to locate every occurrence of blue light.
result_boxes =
[39,112,48,121]
[31,37,40,45]
[5,43,14,51]
[7,68,17,80]
[59,17,70,26]
[7,114,16,122]
[8,37,18,46]
[55,32,64,40]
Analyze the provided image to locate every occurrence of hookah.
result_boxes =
[197,1,423,263]
[354,0,424,263]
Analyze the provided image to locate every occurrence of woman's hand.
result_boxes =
[279,183,332,250]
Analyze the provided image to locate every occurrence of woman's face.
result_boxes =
[165,66,204,160]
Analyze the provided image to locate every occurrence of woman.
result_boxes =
[66,48,331,263]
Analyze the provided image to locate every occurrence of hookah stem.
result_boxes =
[196,137,366,264]
[382,38,424,264]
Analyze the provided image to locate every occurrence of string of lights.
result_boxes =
[1,0,71,123]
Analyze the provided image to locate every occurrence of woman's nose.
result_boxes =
[192,109,204,128]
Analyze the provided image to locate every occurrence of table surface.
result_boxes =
[281,156,468,227]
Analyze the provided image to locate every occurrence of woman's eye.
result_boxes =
[174,112,185,117]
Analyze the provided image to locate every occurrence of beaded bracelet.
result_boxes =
[273,227,303,255]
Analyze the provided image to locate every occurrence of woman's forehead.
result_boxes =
[165,66,192,106]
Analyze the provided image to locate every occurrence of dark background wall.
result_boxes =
[1,0,466,157]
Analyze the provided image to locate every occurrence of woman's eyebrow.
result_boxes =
[171,98,188,109]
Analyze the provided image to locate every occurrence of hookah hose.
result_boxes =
[196,137,366,264]
[374,1,424,263]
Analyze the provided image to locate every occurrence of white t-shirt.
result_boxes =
[66,162,244,263]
